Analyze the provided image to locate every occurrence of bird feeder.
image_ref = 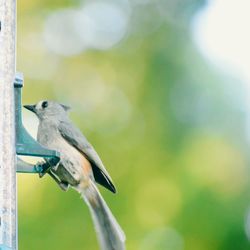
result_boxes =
[14,73,60,174]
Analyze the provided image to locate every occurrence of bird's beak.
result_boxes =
[23,104,36,113]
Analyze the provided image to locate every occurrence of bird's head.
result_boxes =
[24,100,70,120]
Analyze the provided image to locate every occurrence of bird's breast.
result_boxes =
[38,128,92,186]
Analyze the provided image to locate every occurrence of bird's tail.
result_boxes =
[79,180,126,250]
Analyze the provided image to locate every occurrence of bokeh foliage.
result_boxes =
[17,0,250,249]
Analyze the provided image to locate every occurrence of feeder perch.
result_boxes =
[14,72,60,174]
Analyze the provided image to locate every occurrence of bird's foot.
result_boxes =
[59,182,70,191]
[35,161,51,177]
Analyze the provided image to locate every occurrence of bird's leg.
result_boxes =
[48,171,69,191]
[34,161,51,177]
[35,159,69,191]
[51,161,59,171]
[35,158,60,177]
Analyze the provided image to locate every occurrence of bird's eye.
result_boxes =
[42,101,48,109]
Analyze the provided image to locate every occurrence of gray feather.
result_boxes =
[81,180,126,250]
[58,119,116,193]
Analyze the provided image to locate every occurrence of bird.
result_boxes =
[24,100,126,250]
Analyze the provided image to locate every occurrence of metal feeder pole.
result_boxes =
[0,0,17,249]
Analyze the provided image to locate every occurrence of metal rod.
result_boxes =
[0,0,17,249]
[17,158,43,174]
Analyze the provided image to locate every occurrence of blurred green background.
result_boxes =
[17,0,250,249]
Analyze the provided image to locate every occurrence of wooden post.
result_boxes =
[0,0,17,249]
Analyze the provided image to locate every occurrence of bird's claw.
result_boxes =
[35,161,51,177]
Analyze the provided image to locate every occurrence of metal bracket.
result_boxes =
[14,72,60,173]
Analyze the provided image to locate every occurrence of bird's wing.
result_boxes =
[58,119,116,193]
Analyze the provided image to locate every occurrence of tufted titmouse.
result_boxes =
[24,100,126,250]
